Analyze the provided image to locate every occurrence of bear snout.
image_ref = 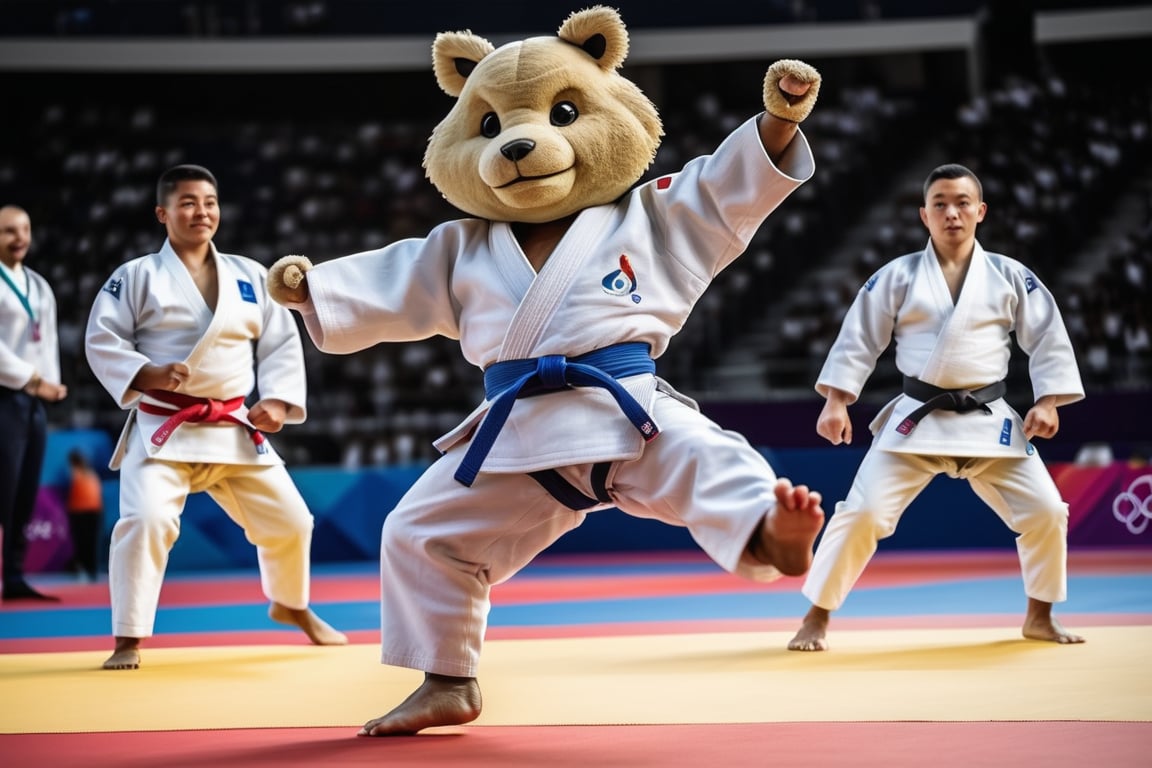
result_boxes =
[501,139,536,162]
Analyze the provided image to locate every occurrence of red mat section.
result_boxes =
[18,548,1149,610]
[3,722,1148,768]
[3,547,1148,653]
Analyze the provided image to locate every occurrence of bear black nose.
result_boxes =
[500,139,536,162]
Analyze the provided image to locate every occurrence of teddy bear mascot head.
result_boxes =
[268,4,819,291]
[267,5,824,737]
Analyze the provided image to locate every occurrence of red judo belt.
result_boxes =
[139,389,267,452]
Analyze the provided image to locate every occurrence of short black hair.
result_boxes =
[156,164,218,206]
[922,163,982,202]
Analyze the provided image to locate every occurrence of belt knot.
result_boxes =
[456,342,658,487]
[536,355,568,389]
[201,399,227,422]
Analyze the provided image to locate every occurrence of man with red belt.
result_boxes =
[84,165,346,670]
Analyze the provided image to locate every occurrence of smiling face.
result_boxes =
[156,179,219,250]
[0,205,32,269]
[423,8,662,224]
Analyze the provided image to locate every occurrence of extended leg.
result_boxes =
[968,454,1085,645]
[747,478,825,576]
[209,466,347,647]
[788,450,938,651]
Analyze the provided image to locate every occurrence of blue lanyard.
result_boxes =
[0,266,40,338]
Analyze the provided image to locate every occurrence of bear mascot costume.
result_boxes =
[268,5,825,735]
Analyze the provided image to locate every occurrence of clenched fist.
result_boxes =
[267,255,313,305]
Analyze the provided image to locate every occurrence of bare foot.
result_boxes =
[103,637,141,670]
[787,605,831,651]
[269,603,349,645]
[359,673,482,736]
[748,479,825,577]
[1022,598,1085,644]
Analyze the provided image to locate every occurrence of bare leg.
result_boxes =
[747,479,825,577]
[103,636,141,670]
[359,673,482,736]
[269,603,349,645]
[1022,598,1085,644]
[787,605,831,651]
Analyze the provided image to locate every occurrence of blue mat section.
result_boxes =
[3,574,1149,640]
[37,445,1075,574]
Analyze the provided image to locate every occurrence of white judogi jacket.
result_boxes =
[86,241,307,469]
[0,262,61,391]
[816,240,1084,457]
[290,117,814,474]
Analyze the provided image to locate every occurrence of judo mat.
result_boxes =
[2,548,1150,767]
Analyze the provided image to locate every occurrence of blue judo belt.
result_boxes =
[454,342,660,492]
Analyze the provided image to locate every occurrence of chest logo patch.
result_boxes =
[102,277,123,300]
[601,254,639,301]
[237,280,258,304]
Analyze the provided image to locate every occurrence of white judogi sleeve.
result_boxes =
[0,265,61,390]
[817,241,1084,458]
[293,118,813,473]
[1007,259,1084,407]
[86,241,301,468]
[814,254,910,403]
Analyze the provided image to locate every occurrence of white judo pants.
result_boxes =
[379,394,787,677]
[801,448,1070,612]
[109,436,315,638]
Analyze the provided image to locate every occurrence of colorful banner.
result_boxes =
[1050,462,1152,548]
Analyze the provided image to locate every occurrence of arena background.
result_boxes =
[1,0,1150,569]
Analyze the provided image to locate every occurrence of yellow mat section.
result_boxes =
[2,626,1150,733]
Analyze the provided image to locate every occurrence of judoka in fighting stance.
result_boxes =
[85,164,347,670]
[788,163,1086,652]
[267,7,825,735]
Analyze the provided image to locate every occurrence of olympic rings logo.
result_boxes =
[1113,474,1152,535]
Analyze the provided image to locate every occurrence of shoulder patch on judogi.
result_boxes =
[102,277,123,300]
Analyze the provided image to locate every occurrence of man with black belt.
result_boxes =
[788,164,1086,652]
[0,205,67,602]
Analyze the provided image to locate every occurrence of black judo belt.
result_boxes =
[895,376,1007,436]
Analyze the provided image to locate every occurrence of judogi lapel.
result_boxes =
[493,207,613,361]
[916,241,989,388]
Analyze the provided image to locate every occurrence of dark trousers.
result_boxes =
[67,512,101,578]
[0,389,47,588]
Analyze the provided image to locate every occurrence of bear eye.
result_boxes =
[480,112,501,138]
[550,102,578,127]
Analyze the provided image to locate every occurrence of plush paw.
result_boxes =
[763,59,821,124]
[267,255,313,305]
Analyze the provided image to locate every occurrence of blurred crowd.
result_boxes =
[763,73,1152,399]
[9,1,1022,37]
[2,62,1149,467]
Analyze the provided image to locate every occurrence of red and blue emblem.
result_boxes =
[602,254,639,301]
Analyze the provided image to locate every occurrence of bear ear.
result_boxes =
[432,30,496,97]
[557,5,628,71]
